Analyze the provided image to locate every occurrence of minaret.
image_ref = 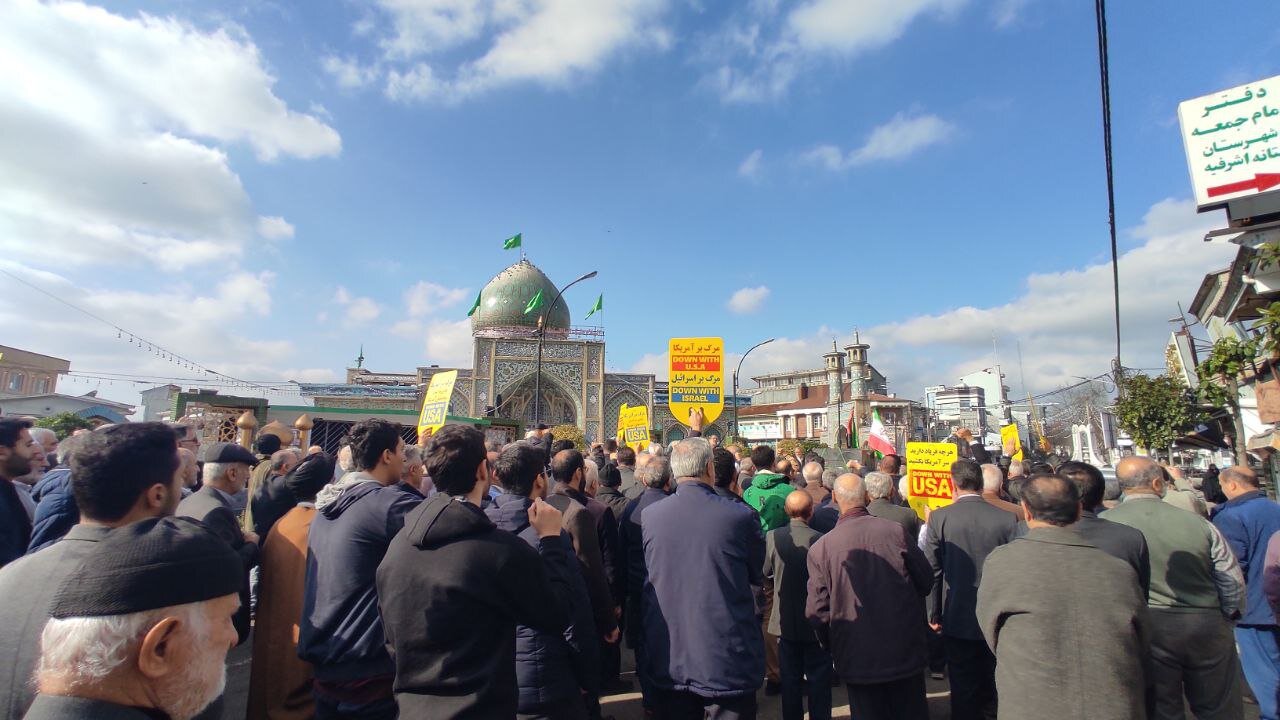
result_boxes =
[823,340,844,447]
[844,330,871,456]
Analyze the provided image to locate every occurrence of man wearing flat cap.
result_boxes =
[177,442,260,643]
[25,516,242,720]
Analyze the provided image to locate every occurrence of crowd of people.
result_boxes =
[2,413,1280,720]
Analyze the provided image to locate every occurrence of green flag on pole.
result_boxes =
[466,291,482,317]
[584,293,603,319]
[503,233,522,250]
[524,289,544,315]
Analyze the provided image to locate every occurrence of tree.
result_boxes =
[1041,381,1112,464]
[1196,336,1260,465]
[1113,372,1194,459]
[34,412,94,439]
[548,423,586,450]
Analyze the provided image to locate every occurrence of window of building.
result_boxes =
[36,377,50,394]
[7,373,23,392]
[784,416,794,435]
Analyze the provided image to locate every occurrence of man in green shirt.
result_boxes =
[1102,456,1245,720]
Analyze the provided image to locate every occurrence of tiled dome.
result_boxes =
[470,259,570,334]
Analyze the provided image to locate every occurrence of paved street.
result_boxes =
[221,633,1264,719]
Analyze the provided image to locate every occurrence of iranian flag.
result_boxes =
[866,408,895,456]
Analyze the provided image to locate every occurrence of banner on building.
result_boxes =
[619,403,651,452]
[668,337,724,426]
[905,441,958,520]
[417,370,458,441]
[1000,423,1023,461]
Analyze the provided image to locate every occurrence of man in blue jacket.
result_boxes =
[641,437,765,719]
[619,454,672,712]
[485,442,598,719]
[300,419,421,720]
[1214,465,1280,720]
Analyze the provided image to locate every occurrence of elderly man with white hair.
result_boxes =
[865,471,922,539]
[640,437,765,718]
[176,443,260,645]
[25,517,241,720]
[27,427,57,473]
[980,464,1024,519]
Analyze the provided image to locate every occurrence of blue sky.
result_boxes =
[2,0,1276,411]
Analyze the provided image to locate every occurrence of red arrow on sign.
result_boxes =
[1207,173,1280,198]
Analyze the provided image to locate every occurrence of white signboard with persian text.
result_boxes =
[1179,75,1280,210]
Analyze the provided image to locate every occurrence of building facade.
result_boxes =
[297,259,688,443]
[0,345,69,398]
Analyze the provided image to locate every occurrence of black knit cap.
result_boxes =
[285,452,335,502]
[49,517,242,619]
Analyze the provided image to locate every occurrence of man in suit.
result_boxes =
[1057,461,1150,595]
[864,471,921,539]
[977,475,1149,720]
[176,441,260,644]
[923,459,1018,720]
[765,491,830,720]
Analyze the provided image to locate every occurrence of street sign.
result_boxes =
[417,370,457,441]
[618,403,650,452]
[905,441,958,521]
[668,337,724,426]
[1178,75,1280,210]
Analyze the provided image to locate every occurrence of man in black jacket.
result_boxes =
[176,441,260,644]
[485,442,597,719]
[618,455,672,712]
[923,460,1018,720]
[0,418,36,568]
[377,423,572,719]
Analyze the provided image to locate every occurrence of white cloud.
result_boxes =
[332,285,382,325]
[322,54,380,89]
[991,0,1029,28]
[423,318,475,367]
[342,0,672,103]
[727,285,771,314]
[256,215,295,240]
[404,281,470,316]
[738,149,764,179]
[701,0,965,103]
[630,197,1235,401]
[787,0,963,55]
[803,113,954,171]
[0,0,339,272]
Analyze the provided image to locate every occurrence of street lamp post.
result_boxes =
[534,270,598,427]
[731,338,775,441]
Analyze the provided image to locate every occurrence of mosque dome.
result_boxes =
[470,259,571,335]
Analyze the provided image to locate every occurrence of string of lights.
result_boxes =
[0,267,273,392]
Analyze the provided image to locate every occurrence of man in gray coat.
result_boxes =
[977,474,1149,720]
[764,490,830,720]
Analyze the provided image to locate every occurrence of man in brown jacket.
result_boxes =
[806,473,934,720]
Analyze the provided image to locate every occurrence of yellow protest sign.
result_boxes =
[619,404,650,453]
[668,337,724,427]
[905,441,958,520]
[1000,423,1023,461]
[417,370,458,441]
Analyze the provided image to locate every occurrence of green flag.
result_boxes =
[466,291,482,317]
[584,293,603,319]
[524,289,544,315]
[503,233,522,250]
